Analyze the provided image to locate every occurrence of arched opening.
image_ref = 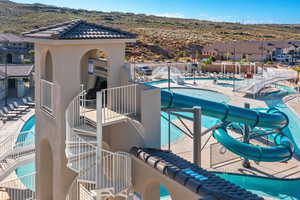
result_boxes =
[80,49,109,100]
[39,139,53,200]
[143,182,173,200]
[6,53,13,64]
[42,51,53,82]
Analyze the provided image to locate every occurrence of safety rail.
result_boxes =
[100,84,137,124]
[65,86,133,199]
[98,150,132,196]
[0,130,35,161]
[0,173,36,200]
[40,79,54,113]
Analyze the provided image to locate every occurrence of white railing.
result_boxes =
[65,87,133,199]
[66,178,96,200]
[98,150,132,197]
[41,79,54,113]
[100,84,137,123]
[0,130,35,162]
[0,173,36,200]
[66,90,87,143]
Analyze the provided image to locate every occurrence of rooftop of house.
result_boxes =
[203,40,300,54]
[0,64,34,79]
[0,33,28,43]
[23,19,137,40]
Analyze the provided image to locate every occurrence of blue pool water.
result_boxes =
[216,173,300,200]
[15,115,36,191]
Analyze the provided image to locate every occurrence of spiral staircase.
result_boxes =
[65,85,137,200]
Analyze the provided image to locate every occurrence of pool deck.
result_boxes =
[0,108,35,194]
[286,95,300,119]
[157,79,300,181]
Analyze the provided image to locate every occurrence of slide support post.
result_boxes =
[243,102,251,168]
[193,106,202,167]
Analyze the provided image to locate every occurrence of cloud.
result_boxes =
[156,13,185,19]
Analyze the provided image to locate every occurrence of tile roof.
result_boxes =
[23,19,137,40]
[131,147,264,200]
[0,64,34,79]
[0,33,28,43]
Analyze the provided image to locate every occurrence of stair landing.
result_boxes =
[84,108,128,126]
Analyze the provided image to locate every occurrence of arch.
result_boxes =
[80,49,110,100]
[143,181,174,200]
[6,53,13,64]
[41,50,53,82]
[39,139,53,200]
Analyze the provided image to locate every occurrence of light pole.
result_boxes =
[167,62,171,90]
[4,52,8,106]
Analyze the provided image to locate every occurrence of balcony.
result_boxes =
[40,79,54,115]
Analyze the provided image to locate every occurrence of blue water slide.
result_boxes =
[160,89,294,162]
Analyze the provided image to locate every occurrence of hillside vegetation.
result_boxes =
[1,0,300,61]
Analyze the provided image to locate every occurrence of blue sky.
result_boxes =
[13,0,300,24]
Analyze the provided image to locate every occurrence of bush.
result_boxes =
[208,56,216,62]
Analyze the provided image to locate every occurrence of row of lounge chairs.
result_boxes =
[183,71,245,79]
[0,97,35,121]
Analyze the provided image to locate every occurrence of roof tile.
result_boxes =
[23,19,136,40]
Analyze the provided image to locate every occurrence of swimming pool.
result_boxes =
[15,115,36,191]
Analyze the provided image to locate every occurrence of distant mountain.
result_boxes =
[1,0,300,61]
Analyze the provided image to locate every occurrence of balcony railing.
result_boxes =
[40,79,54,114]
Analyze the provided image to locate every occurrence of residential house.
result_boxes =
[202,40,300,62]
[0,33,34,64]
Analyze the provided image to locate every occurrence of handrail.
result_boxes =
[0,173,36,200]
[65,87,133,199]
[100,84,137,124]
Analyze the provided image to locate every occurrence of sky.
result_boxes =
[12,0,300,24]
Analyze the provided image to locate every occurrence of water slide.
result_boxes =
[235,68,297,95]
[160,89,294,162]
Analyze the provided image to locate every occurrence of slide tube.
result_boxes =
[161,89,294,162]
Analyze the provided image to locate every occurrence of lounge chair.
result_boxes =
[1,107,18,118]
[0,110,6,120]
[8,104,21,113]
[22,98,34,107]
[13,101,29,110]
[10,103,27,112]
[27,96,34,103]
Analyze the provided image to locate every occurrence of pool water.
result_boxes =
[15,115,36,191]
[216,173,300,200]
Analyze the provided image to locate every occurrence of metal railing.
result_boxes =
[65,87,134,199]
[0,173,36,200]
[0,130,35,161]
[0,130,35,180]
[100,84,137,124]
[40,79,54,113]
